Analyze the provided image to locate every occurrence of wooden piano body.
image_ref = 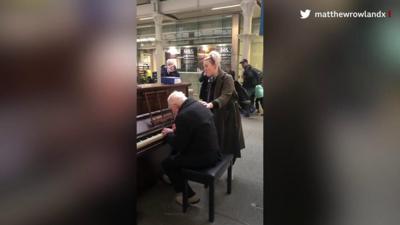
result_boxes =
[136,83,191,193]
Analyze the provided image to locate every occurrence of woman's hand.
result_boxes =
[198,100,213,109]
[198,100,208,107]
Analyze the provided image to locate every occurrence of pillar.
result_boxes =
[153,13,164,84]
[231,14,240,80]
[240,0,256,63]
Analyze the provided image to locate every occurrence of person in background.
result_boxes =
[144,64,153,83]
[240,59,261,114]
[161,91,221,205]
[166,59,180,77]
[223,64,251,116]
[234,79,251,117]
[161,64,168,77]
[200,51,245,165]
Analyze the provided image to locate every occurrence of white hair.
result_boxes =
[166,59,176,67]
[205,51,221,68]
[167,91,187,106]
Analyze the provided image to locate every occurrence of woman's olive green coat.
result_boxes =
[210,69,245,157]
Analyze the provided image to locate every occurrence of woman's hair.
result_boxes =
[204,51,221,68]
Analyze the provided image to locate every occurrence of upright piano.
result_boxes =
[136,82,191,193]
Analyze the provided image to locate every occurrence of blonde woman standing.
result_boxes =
[200,51,245,163]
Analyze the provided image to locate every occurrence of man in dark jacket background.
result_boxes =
[198,71,208,101]
[161,91,221,205]
[240,59,261,113]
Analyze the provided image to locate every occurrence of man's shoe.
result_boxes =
[175,193,200,205]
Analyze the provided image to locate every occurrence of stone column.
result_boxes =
[153,13,164,84]
[231,14,240,80]
[240,0,256,63]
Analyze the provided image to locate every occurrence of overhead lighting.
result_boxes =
[139,17,153,21]
[201,45,209,52]
[167,47,179,55]
[137,25,153,29]
[211,4,240,10]
[137,37,155,42]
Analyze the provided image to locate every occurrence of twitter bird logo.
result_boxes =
[300,9,311,19]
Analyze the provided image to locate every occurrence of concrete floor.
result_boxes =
[137,114,263,225]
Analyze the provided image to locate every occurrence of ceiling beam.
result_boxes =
[137,0,241,18]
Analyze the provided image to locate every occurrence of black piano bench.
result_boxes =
[182,154,233,223]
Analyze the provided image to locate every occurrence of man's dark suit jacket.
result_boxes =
[167,98,221,166]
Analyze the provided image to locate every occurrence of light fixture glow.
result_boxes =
[201,45,209,52]
[137,37,155,42]
[211,4,240,10]
[139,17,153,20]
[167,47,179,55]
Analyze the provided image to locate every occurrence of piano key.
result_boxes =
[137,133,165,150]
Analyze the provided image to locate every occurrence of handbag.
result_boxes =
[255,84,263,98]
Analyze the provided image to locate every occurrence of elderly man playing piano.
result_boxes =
[161,91,221,205]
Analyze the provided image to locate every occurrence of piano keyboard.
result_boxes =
[137,133,165,150]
